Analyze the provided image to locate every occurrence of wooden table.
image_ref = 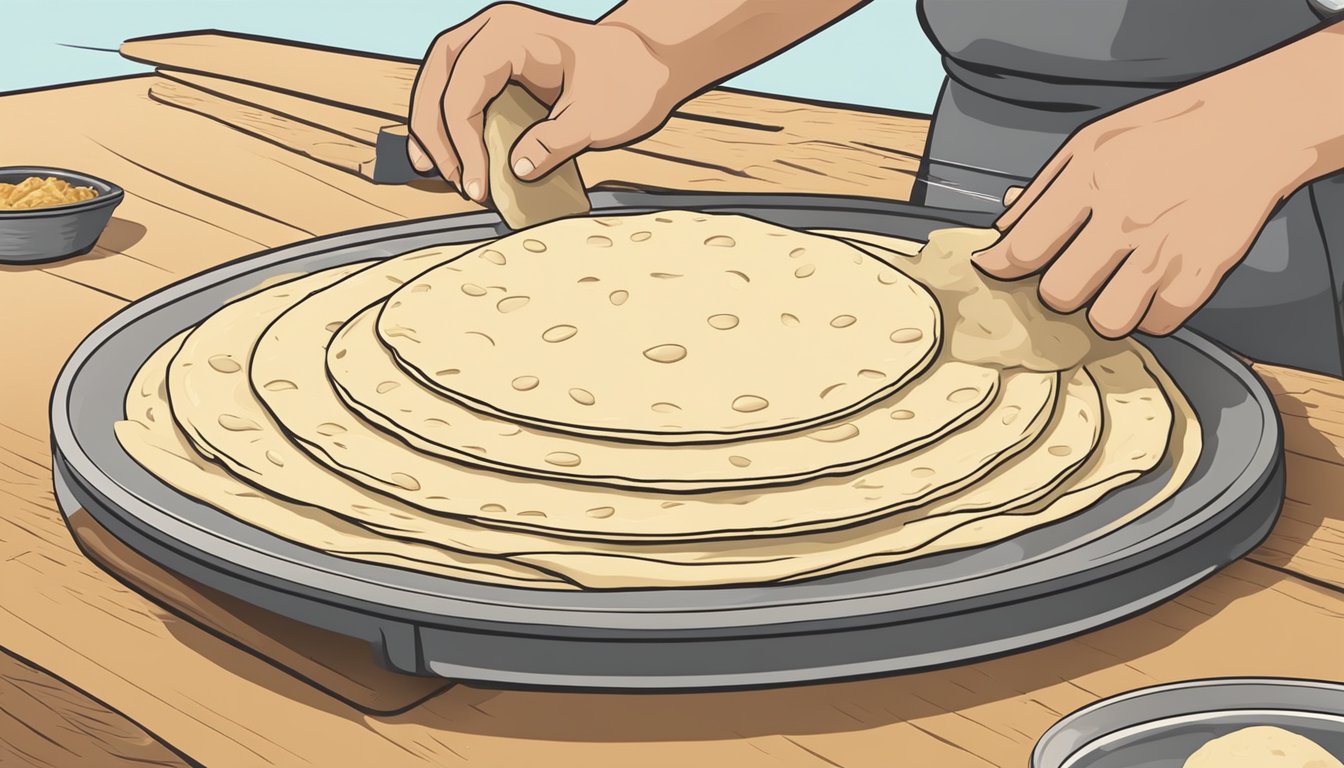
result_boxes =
[2,52,1342,767]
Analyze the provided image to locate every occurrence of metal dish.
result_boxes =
[1033,678,1344,767]
[0,166,124,264]
[50,191,1284,689]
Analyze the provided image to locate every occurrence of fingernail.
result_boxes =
[971,247,1006,273]
[408,148,430,173]
[465,180,482,202]
[513,157,536,179]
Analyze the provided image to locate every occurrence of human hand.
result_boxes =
[972,84,1313,339]
[407,3,686,203]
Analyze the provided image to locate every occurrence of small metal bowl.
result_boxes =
[0,166,124,264]
[1033,678,1344,767]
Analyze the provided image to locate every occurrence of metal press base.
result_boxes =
[50,192,1284,689]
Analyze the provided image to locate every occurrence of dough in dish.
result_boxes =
[378,210,942,442]
[1183,726,1343,768]
[115,211,1203,590]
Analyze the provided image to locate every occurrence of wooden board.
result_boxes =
[121,31,925,198]
[159,69,393,144]
[67,510,450,715]
[146,71,924,195]
[0,648,191,768]
[2,60,1343,767]
[1249,364,1344,585]
[147,77,380,179]
[120,32,415,120]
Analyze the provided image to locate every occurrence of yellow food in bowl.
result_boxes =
[0,176,98,210]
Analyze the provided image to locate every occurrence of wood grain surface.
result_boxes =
[146,78,382,179]
[0,649,191,768]
[127,32,926,197]
[1,43,1342,768]
[66,510,449,715]
[157,70,393,144]
[120,32,415,120]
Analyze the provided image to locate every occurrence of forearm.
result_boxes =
[1203,19,1344,194]
[599,0,870,102]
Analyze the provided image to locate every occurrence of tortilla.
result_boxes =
[506,347,1192,586]
[113,215,1202,590]
[149,347,1132,589]
[119,333,569,588]
[377,211,942,442]
[128,328,1111,589]
[283,247,1000,491]
[193,262,1053,539]
[792,345,1196,581]
[333,301,997,489]
[126,300,1194,588]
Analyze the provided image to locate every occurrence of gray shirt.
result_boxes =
[920,0,1322,91]
[914,0,1344,375]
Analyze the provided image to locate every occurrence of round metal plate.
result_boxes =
[1033,678,1344,767]
[50,192,1284,689]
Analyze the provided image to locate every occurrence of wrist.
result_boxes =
[594,19,705,111]
[1210,23,1344,197]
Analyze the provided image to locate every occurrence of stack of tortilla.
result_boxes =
[115,210,1201,590]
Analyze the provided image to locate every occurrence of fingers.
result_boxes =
[1139,254,1237,336]
[1037,225,1133,313]
[409,23,484,187]
[439,34,515,203]
[973,196,1090,280]
[1087,249,1165,338]
[407,136,432,174]
[1138,292,1192,336]
[995,149,1071,232]
[1043,233,1241,338]
[1089,230,1247,338]
[1002,186,1024,208]
[510,102,594,180]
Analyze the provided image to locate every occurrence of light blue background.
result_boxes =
[3,0,945,113]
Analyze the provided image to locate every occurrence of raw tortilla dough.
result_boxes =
[818,227,1105,371]
[378,211,942,442]
[484,84,590,230]
[1183,726,1343,768]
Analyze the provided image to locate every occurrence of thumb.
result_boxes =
[406,135,435,174]
[509,111,592,181]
